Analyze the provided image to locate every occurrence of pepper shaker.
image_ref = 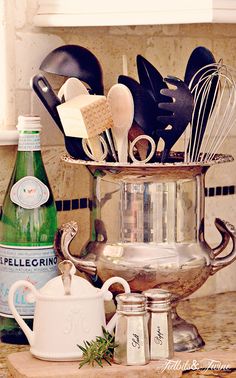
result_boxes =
[113,293,150,366]
[143,289,174,360]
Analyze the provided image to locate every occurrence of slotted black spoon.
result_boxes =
[156,76,194,162]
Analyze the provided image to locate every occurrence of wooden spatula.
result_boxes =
[107,84,134,162]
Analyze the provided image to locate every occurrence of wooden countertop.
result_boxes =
[1,291,236,377]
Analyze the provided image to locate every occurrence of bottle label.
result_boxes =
[10,176,50,209]
[18,132,41,151]
[0,245,58,317]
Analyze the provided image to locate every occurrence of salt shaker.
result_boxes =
[113,293,150,366]
[143,289,174,360]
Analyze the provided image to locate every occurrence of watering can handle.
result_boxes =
[210,218,236,275]
[8,280,37,346]
[101,277,131,334]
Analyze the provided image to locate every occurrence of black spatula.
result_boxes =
[136,54,170,117]
[118,75,157,137]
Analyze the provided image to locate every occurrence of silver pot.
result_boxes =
[55,153,236,352]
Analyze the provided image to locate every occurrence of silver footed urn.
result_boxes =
[55,153,236,352]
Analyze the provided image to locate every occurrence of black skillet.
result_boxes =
[39,44,104,95]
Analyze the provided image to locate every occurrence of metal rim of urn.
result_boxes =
[61,152,234,182]
[62,152,234,168]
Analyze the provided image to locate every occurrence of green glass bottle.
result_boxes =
[0,115,58,344]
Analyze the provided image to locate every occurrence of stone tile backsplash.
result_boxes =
[1,0,236,297]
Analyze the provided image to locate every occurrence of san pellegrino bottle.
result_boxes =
[0,115,58,344]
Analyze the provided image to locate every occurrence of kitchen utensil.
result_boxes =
[58,77,117,161]
[55,152,236,352]
[57,94,114,161]
[136,54,170,118]
[136,55,173,150]
[128,121,150,161]
[8,264,130,361]
[58,260,74,295]
[107,83,134,162]
[184,46,217,161]
[31,74,87,160]
[129,134,156,163]
[40,44,104,95]
[82,135,108,161]
[185,62,236,163]
[156,76,194,162]
[118,75,157,136]
[58,77,88,102]
[184,46,216,87]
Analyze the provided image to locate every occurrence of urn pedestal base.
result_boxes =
[172,307,205,352]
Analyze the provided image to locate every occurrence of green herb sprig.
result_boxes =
[77,326,118,368]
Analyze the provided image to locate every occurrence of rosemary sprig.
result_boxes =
[77,326,118,368]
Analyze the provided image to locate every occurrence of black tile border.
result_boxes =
[56,201,62,211]
[62,200,71,211]
[55,198,93,212]
[71,199,79,210]
[205,185,235,197]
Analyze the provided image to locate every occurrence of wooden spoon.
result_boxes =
[107,84,134,162]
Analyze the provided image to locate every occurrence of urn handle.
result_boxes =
[210,218,236,275]
[54,221,97,276]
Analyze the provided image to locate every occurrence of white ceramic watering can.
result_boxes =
[8,261,130,361]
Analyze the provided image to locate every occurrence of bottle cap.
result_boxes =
[143,289,172,311]
[116,293,146,313]
[17,115,42,131]
[143,288,172,302]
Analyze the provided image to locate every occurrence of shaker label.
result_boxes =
[154,325,164,345]
[151,314,168,358]
[0,245,57,317]
[10,176,49,209]
[18,133,40,151]
[127,317,146,365]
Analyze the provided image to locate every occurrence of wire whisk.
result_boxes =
[184,62,236,163]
